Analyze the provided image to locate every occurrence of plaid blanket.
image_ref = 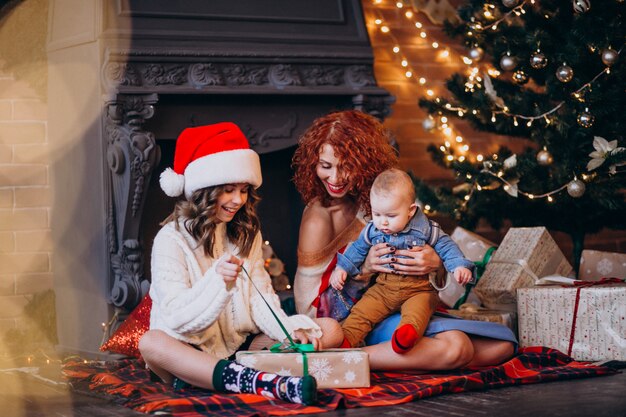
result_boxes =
[63,347,616,417]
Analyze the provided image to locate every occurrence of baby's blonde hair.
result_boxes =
[371,168,416,204]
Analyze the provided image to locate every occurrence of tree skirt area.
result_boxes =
[62,347,615,417]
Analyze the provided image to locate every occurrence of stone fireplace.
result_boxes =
[49,0,393,355]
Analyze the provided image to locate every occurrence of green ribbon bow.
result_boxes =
[241,266,315,375]
[452,246,496,309]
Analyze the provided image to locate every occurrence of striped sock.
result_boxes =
[213,359,317,405]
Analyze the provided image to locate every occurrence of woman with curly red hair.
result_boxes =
[292,110,516,371]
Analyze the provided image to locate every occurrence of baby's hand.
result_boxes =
[454,267,473,286]
[216,254,243,283]
[330,268,348,291]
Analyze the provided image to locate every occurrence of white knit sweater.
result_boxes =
[149,219,321,359]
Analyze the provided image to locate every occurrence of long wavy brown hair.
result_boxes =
[292,110,398,214]
[163,185,261,257]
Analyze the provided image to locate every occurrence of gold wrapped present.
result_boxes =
[517,280,626,361]
[446,303,517,334]
[474,227,573,310]
[579,249,626,281]
[235,349,370,388]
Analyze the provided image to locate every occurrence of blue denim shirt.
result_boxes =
[336,209,474,277]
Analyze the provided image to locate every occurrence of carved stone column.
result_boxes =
[104,94,160,310]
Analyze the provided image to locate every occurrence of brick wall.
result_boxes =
[361,0,626,259]
[0,67,51,335]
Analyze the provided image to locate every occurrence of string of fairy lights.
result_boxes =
[369,0,622,204]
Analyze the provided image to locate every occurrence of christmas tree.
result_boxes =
[416,0,625,269]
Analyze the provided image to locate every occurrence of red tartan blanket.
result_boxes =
[62,347,616,417]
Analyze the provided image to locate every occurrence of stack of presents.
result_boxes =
[241,226,625,389]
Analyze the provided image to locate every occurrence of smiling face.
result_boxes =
[316,144,351,199]
[215,183,250,223]
[370,189,417,235]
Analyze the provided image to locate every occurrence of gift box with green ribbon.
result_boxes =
[235,348,370,388]
[474,227,574,311]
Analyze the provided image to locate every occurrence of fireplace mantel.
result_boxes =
[49,0,393,355]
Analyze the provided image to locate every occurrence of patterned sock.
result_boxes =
[212,359,317,405]
[392,324,419,354]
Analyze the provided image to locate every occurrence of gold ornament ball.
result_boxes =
[601,48,619,66]
[567,179,586,198]
[500,55,518,71]
[530,52,548,69]
[577,110,595,128]
[556,64,574,82]
[536,149,553,165]
[512,70,529,84]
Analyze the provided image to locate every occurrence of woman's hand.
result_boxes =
[216,254,243,283]
[360,242,396,275]
[292,330,322,351]
[361,243,443,276]
[392,244,442,275]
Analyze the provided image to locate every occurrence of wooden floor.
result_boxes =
[0,363,625,417]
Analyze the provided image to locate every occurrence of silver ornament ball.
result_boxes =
[601,48,619,66]
[536,149,553,165]
[500,55,518,71]
[577,109,595,128]
[469,46,484,61]
[422,117,436,132]
[572,0,591,13]
[556,64,574,82]
[530,51,548,69]
[502,0,519,7]
[567,179,586,198]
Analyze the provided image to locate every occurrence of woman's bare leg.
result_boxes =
[465,337,515,367]
[364,330,475,371]
[139,330,221,389]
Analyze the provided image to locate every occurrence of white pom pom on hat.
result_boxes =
[159,168,185,197]
[160,122,262,198]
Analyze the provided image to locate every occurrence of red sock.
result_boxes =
[391,324,419,354]
[339,337,352,349]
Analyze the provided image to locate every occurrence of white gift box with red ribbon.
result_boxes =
[517,279,626,361]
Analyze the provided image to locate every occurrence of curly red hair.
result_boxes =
[292,110,398,214]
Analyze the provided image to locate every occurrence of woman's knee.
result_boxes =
[315,317,344,348]
[439,332,474,368]
[138,329,169,362]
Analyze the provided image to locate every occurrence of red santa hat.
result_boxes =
[159,122,262,198]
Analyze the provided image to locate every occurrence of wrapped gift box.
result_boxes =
[446,305,517,334]
[579,250,626,281]
[517,283,626,361]
[450,227,498,263]
[474,227,573,310]
[235,349,370,388]
[436,227,498,308]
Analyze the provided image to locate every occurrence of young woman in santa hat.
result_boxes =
[138,122,342,405]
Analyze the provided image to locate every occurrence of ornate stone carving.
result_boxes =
[345,65,376,88]
[223,64,269,86]
[104,94,160,310]
[269,64,301,88]
[301,65,344,86]
[189,63,225,87]
[103,62,141,87]
[143,64,188,86]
